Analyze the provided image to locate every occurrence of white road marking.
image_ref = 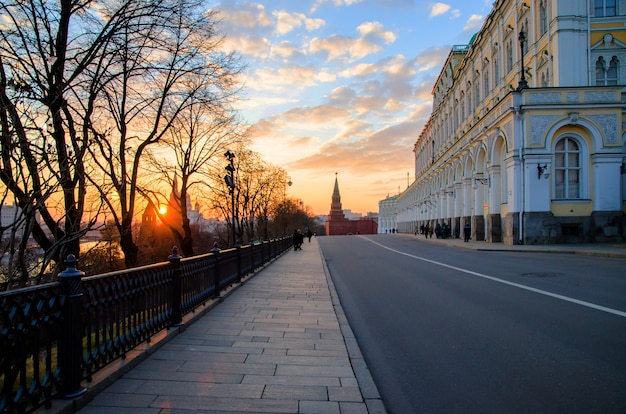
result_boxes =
[363,237,626,319]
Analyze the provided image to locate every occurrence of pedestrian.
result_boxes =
[463,223,471,242]
[306,229,313,242]
[293,229,304,251]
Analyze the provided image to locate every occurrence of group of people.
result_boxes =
[292,229,313,251]
[417,223,451,239]
[417,222,472,242]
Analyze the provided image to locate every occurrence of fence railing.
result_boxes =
[0,237,292,414]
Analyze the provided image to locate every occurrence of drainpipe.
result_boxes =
[516,105,525,244]
[587,0,591,85]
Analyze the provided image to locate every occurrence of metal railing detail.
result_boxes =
[0,237,292,413]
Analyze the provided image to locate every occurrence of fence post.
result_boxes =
[58,255,87,398]
[250,241,255,272]
[236,240,242,284]
[169,246,183,327]
[212,243,221,299]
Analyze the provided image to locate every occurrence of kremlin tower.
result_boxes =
[325,174,377,236]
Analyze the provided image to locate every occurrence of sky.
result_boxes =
[214,0,492,215]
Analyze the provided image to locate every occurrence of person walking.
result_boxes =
[463,223,471,242]
[293,229,304,251]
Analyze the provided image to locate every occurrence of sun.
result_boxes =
[159,206,167,215]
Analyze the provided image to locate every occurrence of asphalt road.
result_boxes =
[319,234,626,414]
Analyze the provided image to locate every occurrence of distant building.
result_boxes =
[378,195,398,234]
[0,202,38,243]
[325,175,377,235]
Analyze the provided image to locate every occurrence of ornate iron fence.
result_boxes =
[0,237,292,414]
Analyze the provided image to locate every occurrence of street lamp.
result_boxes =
[517,30,528,90]
[224,150,236,246]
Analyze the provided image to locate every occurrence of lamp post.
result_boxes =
[224,150,236,246]
[517,30,528,90]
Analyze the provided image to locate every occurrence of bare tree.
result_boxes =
[208,148,290,246]
[0,0,243,277]
[0,0,157,281]
[143,99,244,257]
[84,1,243,266]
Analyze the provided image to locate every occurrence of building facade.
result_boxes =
[393,0,626,244]
[378,195,398,233]
[326,175,378,235]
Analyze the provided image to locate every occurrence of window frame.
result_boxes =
[594,0,617,17]
[552,135,588,201]
[595,55,621,85]
[539,0,548,36]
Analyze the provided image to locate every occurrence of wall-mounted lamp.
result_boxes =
[537,164,550,179]
[474,172,489,185]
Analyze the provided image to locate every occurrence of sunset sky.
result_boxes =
[216,0,491,215]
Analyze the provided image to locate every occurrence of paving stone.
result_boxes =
[339,402,369,414]
[151,395,298,413]
[87,392,158,408]
[328,386,363,402]
[299,400,340,414]
[262,384,327,400]
[242,374,341,387]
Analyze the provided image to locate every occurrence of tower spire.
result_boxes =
[329,173,345,221]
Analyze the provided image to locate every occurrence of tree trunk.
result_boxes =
[119,220,139,267]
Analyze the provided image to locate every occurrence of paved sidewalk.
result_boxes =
[64,237,386,414]
[403,233,626,258]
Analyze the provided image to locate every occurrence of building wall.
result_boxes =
[326,219,378,235]
[393,0,626,244]
[378,196,398,233]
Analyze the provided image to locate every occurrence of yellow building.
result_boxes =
[394,0,626,244]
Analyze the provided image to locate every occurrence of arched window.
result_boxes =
[539,0,548,36]
[554,137,581,199]
[607,56,619,85]
[595,56,606,86]
[493,53,500,83]
[506,40,513,73]
[475,77,481,108]
[460,92,465,120]
[596,56,620,85]
[483,65,490,97]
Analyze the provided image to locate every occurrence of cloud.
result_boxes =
[244,64,337,94]
[429,2,451,17]
[428,2,461,20]
[222,35,272,59]
[357,21,396,44]
[310,0,364,13]
[273,10,325,36]
[308,21,396,63]
[463,14,484,32]
[271,40,306,61]
[218,2,273,31]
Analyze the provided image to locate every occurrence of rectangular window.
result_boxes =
[594,0,617,16]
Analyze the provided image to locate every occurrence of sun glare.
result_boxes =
[159,206,167,215]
